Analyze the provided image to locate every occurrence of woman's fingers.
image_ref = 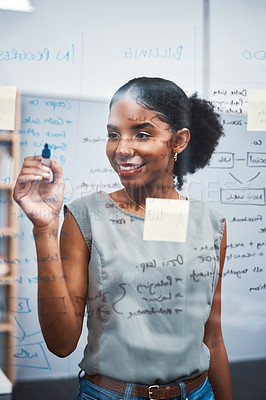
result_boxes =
[18,169,50,180]
[24,154,41,161]
[16,156,51,183]
[14,155,65,203]
[16,174,42,184]
[12,154,65,228]
[50,159,64,185]
[22,157,51,173]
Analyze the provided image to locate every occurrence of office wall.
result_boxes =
[0,0,265,382]
[0,0,203,99]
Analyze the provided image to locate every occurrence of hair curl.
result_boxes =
[109,77,224,189]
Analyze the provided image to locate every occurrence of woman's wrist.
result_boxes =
[32,218,60,240]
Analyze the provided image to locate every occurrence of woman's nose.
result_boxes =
[115,137,135,157]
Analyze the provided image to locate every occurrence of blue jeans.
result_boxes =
[74,373,215,400]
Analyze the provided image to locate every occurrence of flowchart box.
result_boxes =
[220,188,265,206]
[208,152,234,169]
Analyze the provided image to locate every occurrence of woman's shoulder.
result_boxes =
[66,191,106,207]
[64,191,108,217]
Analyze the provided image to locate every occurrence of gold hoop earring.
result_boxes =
[174,153,178,162]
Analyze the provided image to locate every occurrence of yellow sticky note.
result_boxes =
[247,89,266,132]
[0,86,17,130]
[143,198,189,242]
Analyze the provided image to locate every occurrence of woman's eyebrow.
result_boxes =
[107,124,119,130]
[107,122,156,131]
[130,122,156,130]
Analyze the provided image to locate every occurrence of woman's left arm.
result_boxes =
[204,220,233,400]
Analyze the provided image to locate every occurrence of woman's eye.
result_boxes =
[107,132,119,139]
[135,132,151,140]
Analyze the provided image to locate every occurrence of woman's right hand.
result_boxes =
[13,155,65,228]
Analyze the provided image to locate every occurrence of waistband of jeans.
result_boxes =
[84,371,208,399]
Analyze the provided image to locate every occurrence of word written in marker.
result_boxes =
[0,46,75,63]
[122,46,183,61]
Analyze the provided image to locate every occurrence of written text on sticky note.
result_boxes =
[0,86,17,130]
[247,89,266,132]
[143,198,189,242]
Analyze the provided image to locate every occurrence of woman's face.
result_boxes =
[106,99,175,192]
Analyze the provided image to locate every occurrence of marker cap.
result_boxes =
[42,143,51,159]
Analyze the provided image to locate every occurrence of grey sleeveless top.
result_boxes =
[65,191,225,385]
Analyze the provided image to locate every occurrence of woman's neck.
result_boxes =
[109,179,186,217]
[125,182,179,206]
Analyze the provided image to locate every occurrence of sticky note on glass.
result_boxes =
[143,198,189,242]
[0,86,17,130]
[247,89,266,131]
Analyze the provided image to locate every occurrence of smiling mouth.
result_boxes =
[117,163,145,176]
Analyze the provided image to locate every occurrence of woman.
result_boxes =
[14,77,232,399]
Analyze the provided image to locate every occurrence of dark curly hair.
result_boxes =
[109,77,224,189]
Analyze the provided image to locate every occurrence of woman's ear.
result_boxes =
[172,128,190,154]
